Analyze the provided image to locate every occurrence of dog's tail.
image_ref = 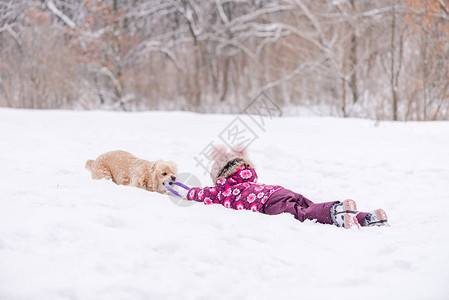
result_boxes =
[85,160,94,171]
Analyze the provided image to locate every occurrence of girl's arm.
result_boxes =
[185,186,218,204]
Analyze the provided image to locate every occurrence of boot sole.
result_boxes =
[343,199,360,229]
[372,208,389,226]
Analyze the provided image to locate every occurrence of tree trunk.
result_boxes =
[220,57,230,102]
[342,59,348,117]
[349,0,358,104]
[390,0,398,121]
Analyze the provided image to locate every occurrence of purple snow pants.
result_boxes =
[263,189,369,225]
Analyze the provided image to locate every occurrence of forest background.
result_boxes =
[0,0,448,120]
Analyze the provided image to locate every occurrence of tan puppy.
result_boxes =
[85,150,177,194]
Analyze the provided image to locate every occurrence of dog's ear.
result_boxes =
[135,161,155,191]
[150,161,165,191]
[212,145,227,161]
[146,170,158,191]
[131,164,148,189]
[231,144,248,158]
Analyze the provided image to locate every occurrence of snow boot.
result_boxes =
[363,209,389,227]
[331,199,360,229]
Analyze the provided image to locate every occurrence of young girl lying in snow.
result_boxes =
[180,145,388,229]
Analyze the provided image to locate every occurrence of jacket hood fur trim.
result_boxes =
[215,158,254,183]
[209,144,254,183]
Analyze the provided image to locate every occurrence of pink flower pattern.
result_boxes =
[240,169,252,179]
[254,186,264,192]
[186,164,283,213]
[247,193,256,203]
[223,188,232,197]
[216,178,226,185]
[261,196,268,204]
[250,204,258,212]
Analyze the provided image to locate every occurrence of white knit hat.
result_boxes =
[210,144,253,183]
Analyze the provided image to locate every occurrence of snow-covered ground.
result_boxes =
[1,108,448,300]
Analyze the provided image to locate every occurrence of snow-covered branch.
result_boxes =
[46,0,76,29]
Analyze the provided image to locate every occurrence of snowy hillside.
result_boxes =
[1,108,448,300]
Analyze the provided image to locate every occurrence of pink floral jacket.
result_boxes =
[186,164,283,212]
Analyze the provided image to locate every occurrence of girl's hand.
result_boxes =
[178,188,189,199]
